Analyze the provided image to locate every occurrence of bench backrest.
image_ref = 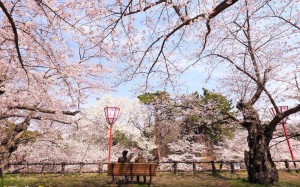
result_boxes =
[107,163,158,176]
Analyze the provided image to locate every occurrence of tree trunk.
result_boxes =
[246,124,278,184]
[239,103,278,184]
[154,106,161,161]
[0,119,30,173]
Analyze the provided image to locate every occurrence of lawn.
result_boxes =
[1,171,300,187]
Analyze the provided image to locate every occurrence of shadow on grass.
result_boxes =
[207,172,263,187]
[231,178,268,187]
[208,173,283,187]
[110,178,151,187]
[208,172,234,180]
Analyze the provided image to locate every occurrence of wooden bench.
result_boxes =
[107,163,158,184]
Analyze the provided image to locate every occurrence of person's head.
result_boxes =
[122,150,128,157]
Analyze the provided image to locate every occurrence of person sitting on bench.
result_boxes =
[135,151,147,183]
[117,150,133,182]
[118,150,129,182]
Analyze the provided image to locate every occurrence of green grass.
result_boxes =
[1,171,299,187]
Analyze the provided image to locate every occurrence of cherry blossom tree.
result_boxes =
[200,1,300,184]
[0,0,113,173]
[4,95,157,174]
[89,95,157,160]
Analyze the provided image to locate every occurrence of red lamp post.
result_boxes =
[270,106,296,168]
[104,106,120,163]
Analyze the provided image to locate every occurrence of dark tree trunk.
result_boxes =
[0,119,30,173]
[246,124,278,184]
[154,106,161,161]
[238,103,278,184]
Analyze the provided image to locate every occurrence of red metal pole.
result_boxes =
[108,124,112,163]
[282,123,296,168]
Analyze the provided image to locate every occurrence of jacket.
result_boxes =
[135,156,146,163]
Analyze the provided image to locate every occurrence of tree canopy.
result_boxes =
[181,89,235,145]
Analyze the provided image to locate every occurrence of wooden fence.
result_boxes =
[3,160,300,175]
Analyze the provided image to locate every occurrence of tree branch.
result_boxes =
[126,0,240,86]
[208,0,239,19]
[124,0,166,16]
[269,15,300,31]
[0,0,28,79]
[268,104,300,131]
[270,133,300,148]
[8,104,79,116]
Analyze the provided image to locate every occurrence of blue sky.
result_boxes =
[85,61,223,108]
[87,66,216,106]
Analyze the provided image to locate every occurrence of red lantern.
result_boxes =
[104,107,120,163]
[104,107,120,125]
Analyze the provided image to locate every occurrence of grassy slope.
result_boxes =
[1,171,300,187]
